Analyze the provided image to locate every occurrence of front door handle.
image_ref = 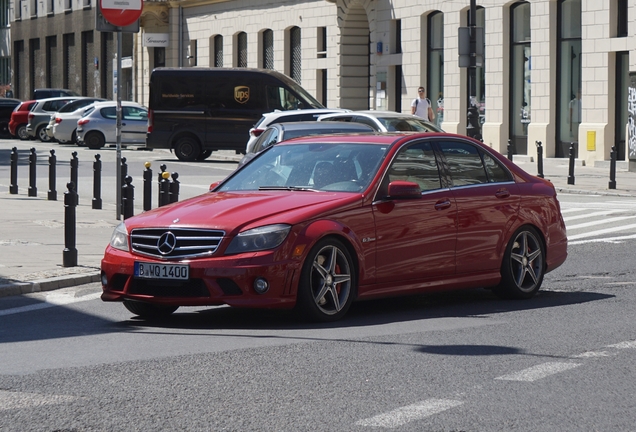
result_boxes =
[495,189,510,199]
[434,199,452,211]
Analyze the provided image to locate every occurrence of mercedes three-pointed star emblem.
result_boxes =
[157,231,177,255]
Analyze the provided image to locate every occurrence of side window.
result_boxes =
[482,151,513,183]
[439,141,488,186]
[101,107,117,120]
[266,86,302,110]
[387,141,441,192]
[352,116,378,129]
[254,128,278,153]
[275,114,304,124]
[327,115,353,123]
[123,107,148,121]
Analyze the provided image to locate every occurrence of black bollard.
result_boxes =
[567,142,576,185]
[169,172,180,203]
[63,182,78,267]
[143,162,152,211]
[28,147,37,197]
[609,145,617,190]
[122,175,135,219]
[92,154,102,209]
[48,149,57,201]
[159,171,171,207]
[10,147,18,194]
[157,163,167,208]
[70,151,79,204]
[507,139,513,161]
[536,141,544,178]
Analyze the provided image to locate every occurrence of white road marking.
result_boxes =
[355,399,463,428]
[566,216,636,229]
[559,208,591,214]
[572,351,615,358]
[566,223,636,240]
[0,292,101,317]
[495,362,581,382]
[569,233,636,245]
[562,210,626,222]
[0,390,77,410]
[606,340,636,349]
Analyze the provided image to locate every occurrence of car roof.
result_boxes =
[277,121,375,132]
[91,101,145,108]
[276,131,465,146]
[261,108,349,119]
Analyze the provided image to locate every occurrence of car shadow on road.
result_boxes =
[116,288,613,332]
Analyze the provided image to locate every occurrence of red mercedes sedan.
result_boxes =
[101,132,567,321]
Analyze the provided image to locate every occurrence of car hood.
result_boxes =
[125,191,362,235]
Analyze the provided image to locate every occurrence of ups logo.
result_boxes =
[234,86,250,104]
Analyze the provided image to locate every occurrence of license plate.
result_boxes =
[134,261,189,280]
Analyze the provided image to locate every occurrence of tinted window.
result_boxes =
[101,107,117,120]
[253,128,279,153]
[352,116,379,130]
[482,151,513,182]
[439,141,488,186]
[387,142,441,192]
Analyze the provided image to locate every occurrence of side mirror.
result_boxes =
[387,181,422,200]
[209,181,221,191]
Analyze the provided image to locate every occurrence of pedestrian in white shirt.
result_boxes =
[411,87,434,122]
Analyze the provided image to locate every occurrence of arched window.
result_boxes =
[557,0,581,157]
[237,32,247,68]
[427,11,444,128]
[213,35,223,68]
[262,29,274,69]
[510,1,531,155]
[289,26,301,83]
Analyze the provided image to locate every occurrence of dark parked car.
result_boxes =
[101,132,568,322]
[33,88,80,99]
[238,121,375,167]
[0,98,22,138]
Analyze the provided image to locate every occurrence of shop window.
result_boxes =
[427,11,444,129]
[510,1,531,155]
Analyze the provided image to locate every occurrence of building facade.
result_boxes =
[11,0,636,165]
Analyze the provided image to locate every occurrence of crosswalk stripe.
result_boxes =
[560,208,592,214]
[563,210,629,222]
[355,399,463,428]
[566,215,636,230]
[495,362,581,382]
[568,233,636,245]
[567,223,636,240]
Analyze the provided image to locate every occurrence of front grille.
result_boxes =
[131,228,225,259]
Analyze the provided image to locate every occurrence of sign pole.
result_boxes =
[116,29,122,219]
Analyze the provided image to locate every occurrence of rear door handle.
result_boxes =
[434,199,452,211]
[495,189,511,199]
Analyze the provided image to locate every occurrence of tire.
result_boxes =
[84,131,105,149]
[37,125,52,142]
[16,124,29,140]
[0,121,9,138]
[296,238,356,322]
[174,136,201,161]
[123,300,178,319]
[196,149,213,161]
[493,226,545,299]
[71,130,79,145]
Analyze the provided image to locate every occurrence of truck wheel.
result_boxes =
[174,136,201,161]
[196,149,213,161]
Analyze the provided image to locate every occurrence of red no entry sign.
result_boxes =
[100,0,143,27]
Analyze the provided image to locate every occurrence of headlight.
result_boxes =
[226,224,291,254]
[109,222,129,252]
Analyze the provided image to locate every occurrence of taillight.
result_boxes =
[28,113,34,119]
[55,117,62,124]
[147,109,153,133]
[78,119,90,126]
[251,128,264,137]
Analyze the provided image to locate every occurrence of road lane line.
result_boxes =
[568,233,636,245]
[0,292,101,317]
[566,215,636,230]
[495,362,581,382]
[355,399,463,428]
[566,223,636,240]
[606,340,636,349]
[562,210,626,222]
[0,390,77,410]
[571,351,615,358]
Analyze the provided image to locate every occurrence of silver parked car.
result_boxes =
[317,110,443,133]
[46,98,106,144]
[26,96,85,142]
[76,101,148,149]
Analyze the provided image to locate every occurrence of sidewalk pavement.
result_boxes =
[1,154,635,298]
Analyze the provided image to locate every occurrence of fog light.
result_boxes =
[101,271,108,286]
[254,277,269,294]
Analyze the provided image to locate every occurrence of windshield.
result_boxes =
[218,143,389,193]
[378,117,443,132]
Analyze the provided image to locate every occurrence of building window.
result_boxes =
[510,1,531,155]
[392,19,402,54]
[317,69,327,105]
[154,47,165,69]
[262,29,273,69]
[289,26,301,84]
[615,51,628,160]
[317,27,326,58]
[46,36,57,88]
[29,38,39,93]
[30,0,37,17]
[616,0,628,37]
[81,31,93,96]
[63,33,74,90]
[189,40,197,67]
[236,32,247,67]
[213,35,223,67]
[14,0,20,20]
[466,6,486,126]
[427,11,444,129]
[557,0,582,157]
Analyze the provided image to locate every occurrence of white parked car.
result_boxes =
[76,101,148,149]
[246,108,350,154]
[317,110,443,133]
[47,98,106,144]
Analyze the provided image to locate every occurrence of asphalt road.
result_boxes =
[0,193,635,431]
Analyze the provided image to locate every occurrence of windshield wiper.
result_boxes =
[258,186,320,192]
